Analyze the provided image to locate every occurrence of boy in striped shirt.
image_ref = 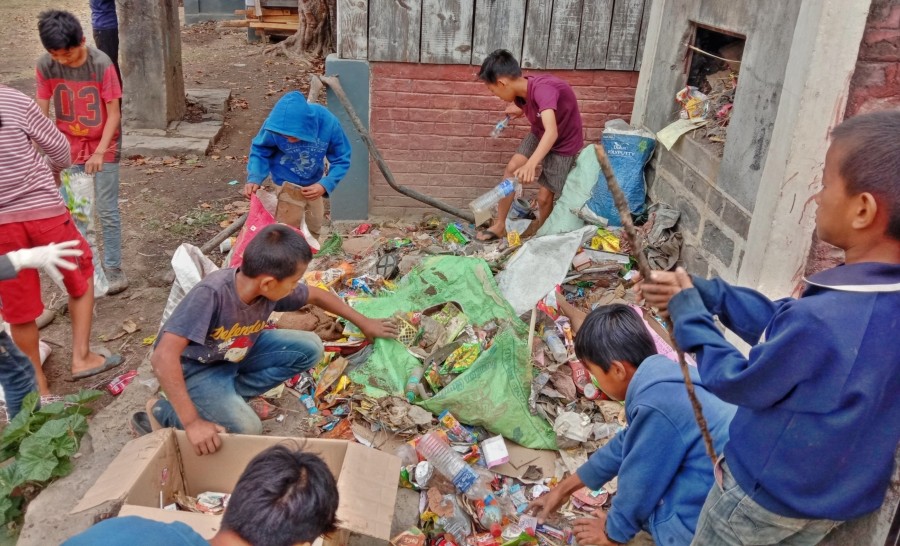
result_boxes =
[0,85,123,395]
[36,9,127,294]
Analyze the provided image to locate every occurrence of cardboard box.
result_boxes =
[73,429,401,545]
[275,182,307,227]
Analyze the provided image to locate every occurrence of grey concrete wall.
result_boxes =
[324,55,370,221]
[638,0,802,280]
[118,0,185,130]
[820,446,900,546]
[184,0,245,24]
[646,137,751,279]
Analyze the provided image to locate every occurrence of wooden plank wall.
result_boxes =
[421,0,475,64]
[341,0,652,70]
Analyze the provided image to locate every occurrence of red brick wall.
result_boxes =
[846,0,900,116]
[368,62,639,217]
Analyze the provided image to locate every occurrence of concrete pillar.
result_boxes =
[325,54,370,221]
[737,0,871,297]
[117,0,185,130]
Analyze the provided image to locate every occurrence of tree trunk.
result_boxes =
[264,0,336,60]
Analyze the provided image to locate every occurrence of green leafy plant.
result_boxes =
[0,390,102,528]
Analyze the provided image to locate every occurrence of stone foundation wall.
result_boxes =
[647,137,751,280]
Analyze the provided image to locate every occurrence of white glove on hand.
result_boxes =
[7,241,83,286]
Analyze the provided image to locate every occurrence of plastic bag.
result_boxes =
[349,256,556,449]
[535,144,599,237]
[61,170,109,297]
[676,86,710,120]
[160,244,220,327]
[585,120,656,227]
[229,190,320,269]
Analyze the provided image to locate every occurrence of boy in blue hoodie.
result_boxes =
[529,304,735,546]
[640,110,900,545]
[244,91,351,241]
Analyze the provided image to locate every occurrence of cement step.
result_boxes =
[122,133,211,157]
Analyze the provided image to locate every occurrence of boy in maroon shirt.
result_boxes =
[477,49,585,240]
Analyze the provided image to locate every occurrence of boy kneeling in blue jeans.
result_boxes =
[144,224,397,456]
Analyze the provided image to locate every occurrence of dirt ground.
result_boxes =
[1,2,321,408]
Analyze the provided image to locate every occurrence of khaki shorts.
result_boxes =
[515,132,577,195]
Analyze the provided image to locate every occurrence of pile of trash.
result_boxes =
[154,137,684,543]
[226,214,684,545]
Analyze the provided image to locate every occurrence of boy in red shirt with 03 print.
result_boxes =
[35,9,127,294]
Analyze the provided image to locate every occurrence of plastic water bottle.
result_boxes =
[405,366,424,403]
[416,432,492,499]
[543,332,568,363]
[569,359,600,400]
[490,115,511,138]
[470,178,522,215]
[439,494,474,543]
[479,503,503,537]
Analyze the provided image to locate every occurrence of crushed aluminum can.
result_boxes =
[413,461,434,488]
[351,223,372,236]
[106,369,138,396]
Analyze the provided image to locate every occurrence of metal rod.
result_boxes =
[593,144,717,465]
[316,75,476,223]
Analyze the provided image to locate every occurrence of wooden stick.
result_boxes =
[526,307,538,357]
[593,144,717,465]
[316,75,476,223]
[200,212,248,254]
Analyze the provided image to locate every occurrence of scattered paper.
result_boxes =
[657,118,709,150]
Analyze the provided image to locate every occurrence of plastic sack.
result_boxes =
[229,190,320,269]
[61,170,109,297]
[535,145,599,237]
[349,256,556,449]
[160,244,219,327]
[585,120,656,227]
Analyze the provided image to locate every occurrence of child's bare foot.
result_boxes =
[70,350,124,380]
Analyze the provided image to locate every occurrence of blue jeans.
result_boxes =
[151,329,323,434]
[0,331,37,419]
[66,163,122,269]
[691,459,840,546]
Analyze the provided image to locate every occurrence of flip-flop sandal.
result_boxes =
[248,397,282,421]
[131,411,152,437]
[69,354,125,381]
[476,229,503,242]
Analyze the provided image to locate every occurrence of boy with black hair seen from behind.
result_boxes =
[63,444,339,546]
[528,304,735,546]
[640,110,900,545]
[476,49,584,240]
[141,224,397,456]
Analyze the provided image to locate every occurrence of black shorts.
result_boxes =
[515,132,577,195]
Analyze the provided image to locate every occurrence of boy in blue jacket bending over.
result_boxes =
[244,91,351,241]
[529,304,735,546]
[641,110,900,545]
